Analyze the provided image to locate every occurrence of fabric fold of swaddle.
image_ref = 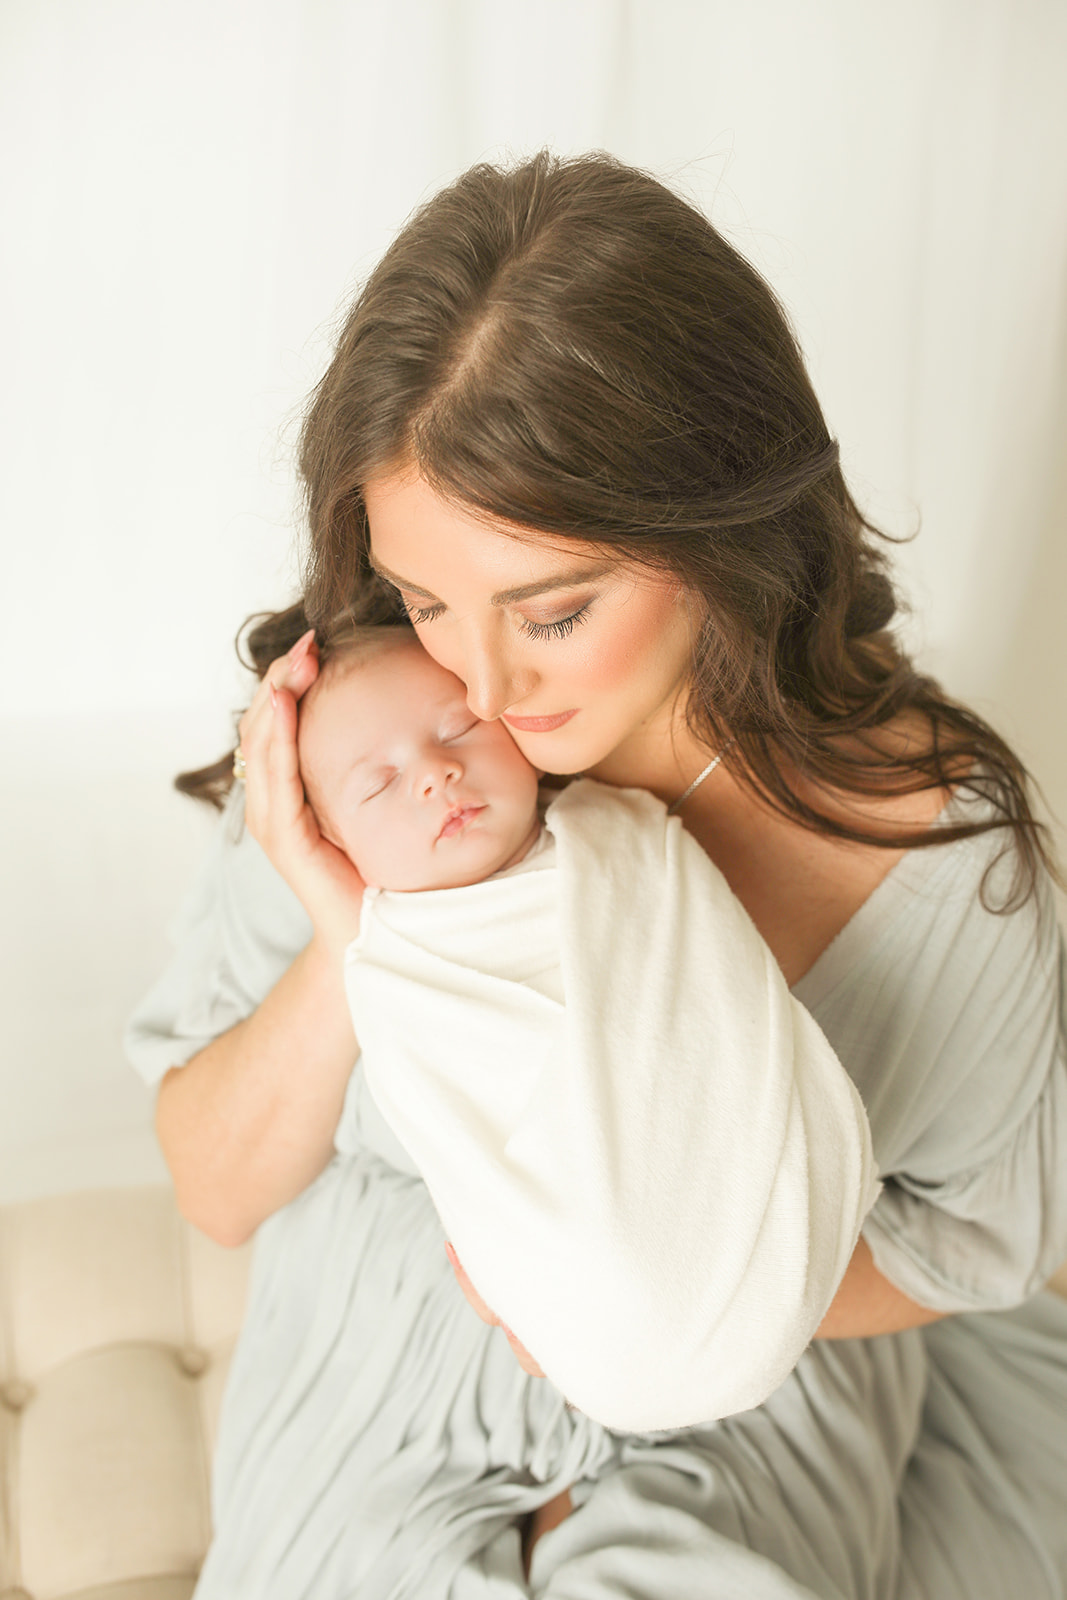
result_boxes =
[345,779,880,1433]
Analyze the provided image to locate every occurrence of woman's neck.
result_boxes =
[584,717,719,809]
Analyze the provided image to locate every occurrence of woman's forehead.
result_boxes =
[364,472,614,593]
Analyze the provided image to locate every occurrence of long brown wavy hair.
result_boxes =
[180,149,1057,909]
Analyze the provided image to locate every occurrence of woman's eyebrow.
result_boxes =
[368,556,615,606]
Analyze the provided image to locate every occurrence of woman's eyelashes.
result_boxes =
[398,591,593,640]
[518,605,590,640]
[403,600,445,626]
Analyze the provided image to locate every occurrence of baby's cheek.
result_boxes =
[350,812,417,889]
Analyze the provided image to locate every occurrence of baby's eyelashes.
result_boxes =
[360,770,397,803]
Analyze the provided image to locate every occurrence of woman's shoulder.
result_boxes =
[790,775,1063,1199]
[682,771,950,987]
[803,781,1056,982]
[691,706,1039,985]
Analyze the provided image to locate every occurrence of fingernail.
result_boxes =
[269,685,279,709]
[289,628,315,663]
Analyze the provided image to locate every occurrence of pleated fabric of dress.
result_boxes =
[126,784,1067,1600]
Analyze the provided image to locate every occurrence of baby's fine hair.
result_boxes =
[314,618,418,682]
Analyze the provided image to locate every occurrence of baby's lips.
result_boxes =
[437,803,486,841]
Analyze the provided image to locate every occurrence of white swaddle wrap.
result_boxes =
[345,779,880,1432]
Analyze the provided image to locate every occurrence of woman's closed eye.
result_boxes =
[403,600,445,626]
[518,604,591,640]
[399,591,593,640]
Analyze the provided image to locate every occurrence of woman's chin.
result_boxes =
[536,740,617,780]
[514,731,600,778]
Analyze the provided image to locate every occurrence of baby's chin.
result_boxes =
[372,829,539,893]
[423,851,523,891]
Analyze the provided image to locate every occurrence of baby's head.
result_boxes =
[298,628,541,892]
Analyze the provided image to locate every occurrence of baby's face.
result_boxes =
[298,640,541,891]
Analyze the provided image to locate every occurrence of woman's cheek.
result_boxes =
[409,619,455,674]
[572,628,644,687]
[572,601,688,697]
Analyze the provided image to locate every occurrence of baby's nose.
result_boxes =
[419,751,460,795]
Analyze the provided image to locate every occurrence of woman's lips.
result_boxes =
[437,804,486,840]
[502,709,577,733]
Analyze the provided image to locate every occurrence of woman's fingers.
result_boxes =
[235,631,366,949]
[445,1243,546,1377]
[239,631,319,832]
[272,628,319,698]
[501,1324,546,1378]
[445,1242,498,1323]
[264,684,306,831]
[238,629,319,753]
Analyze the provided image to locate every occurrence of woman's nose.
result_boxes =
[461,636,529,722]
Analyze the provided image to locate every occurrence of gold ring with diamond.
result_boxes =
[233,748,247,782]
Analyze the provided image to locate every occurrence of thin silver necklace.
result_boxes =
[667,740,735,815]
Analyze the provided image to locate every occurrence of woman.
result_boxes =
[129,151,1067,1597]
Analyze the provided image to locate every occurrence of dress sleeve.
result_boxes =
[123,786,313,1087]
[854,833,1067,1313]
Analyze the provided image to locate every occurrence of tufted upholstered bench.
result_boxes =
[2,1184,1066,1599]
[0,1186,251,1600]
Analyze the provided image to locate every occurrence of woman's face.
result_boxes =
[363,471,697,778]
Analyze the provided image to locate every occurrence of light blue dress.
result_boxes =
[126,785,1067,1598]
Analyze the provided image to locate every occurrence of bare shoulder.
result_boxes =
[686,717,959,985]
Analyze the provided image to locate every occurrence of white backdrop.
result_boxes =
[2,0,1065,1198]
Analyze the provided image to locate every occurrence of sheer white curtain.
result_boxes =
[2,0,1064,1192]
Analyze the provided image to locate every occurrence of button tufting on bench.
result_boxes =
[176,1345,210,1378]
[0,1185,251,1599]
[1,1379,35,1411]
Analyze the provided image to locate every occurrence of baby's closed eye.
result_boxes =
[361,770,397,802]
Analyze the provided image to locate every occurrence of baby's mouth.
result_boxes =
[437,804,486,841]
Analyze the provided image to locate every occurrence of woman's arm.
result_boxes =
[155,630,367,1245]
[814,1238,947,1339]
[156,935,357,1246]
[519,1245,947,1579]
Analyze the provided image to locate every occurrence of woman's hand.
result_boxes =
[157,628,364,1245]
[443,1243,576,1577]
[238,628,366,953]
[444,1242,546,1377]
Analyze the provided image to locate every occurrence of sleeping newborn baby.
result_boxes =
[297,624,880,1432]
[298,623,544,895]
